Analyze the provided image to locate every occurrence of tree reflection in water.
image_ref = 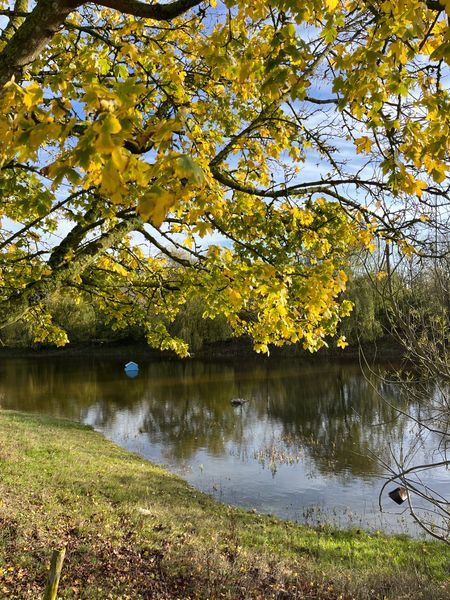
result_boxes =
[3,356,445,533]
[0,357,412,479]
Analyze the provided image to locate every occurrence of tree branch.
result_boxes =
[0,0,29,43]
[0,0,78,88]
[425,0,444,10]
[93,0,203,19]
[138,227,193,267]
[0,211,143,329]
[0,192,83,252]
[0,0,203,88]
[209,41,333,169]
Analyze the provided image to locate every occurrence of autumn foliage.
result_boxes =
[0,0,448,354]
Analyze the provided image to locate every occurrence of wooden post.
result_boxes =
[43,547,66,600]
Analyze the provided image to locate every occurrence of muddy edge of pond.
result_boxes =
[0,336,403,362]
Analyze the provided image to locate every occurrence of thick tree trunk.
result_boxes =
[0,0,79,88]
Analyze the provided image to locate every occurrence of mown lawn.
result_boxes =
[0,410,448,599]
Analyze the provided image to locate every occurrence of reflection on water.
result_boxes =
[0,356,447,536]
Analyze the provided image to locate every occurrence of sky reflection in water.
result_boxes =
[1,355,448,537]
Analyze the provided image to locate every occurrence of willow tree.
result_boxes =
[0,0,448,354]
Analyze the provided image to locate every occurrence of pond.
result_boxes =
[0,355,447,537]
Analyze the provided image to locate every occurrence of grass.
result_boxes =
[0,410,449,599]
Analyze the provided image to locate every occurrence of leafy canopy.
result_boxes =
[0,0,449,354]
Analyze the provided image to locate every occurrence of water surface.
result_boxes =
[1,355,447,536]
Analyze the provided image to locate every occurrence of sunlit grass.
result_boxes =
[0,410,448,599]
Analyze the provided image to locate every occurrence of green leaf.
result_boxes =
[173,155,205,186]
[137,184,176,227]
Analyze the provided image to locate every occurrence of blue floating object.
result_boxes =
[124,361,139,378]
[125,361,138,370]
[125,370,138,379]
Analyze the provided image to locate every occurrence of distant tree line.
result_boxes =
[0,292,233,351]
[1,256,447,354]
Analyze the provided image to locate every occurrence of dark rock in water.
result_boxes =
[389,486,408,504]
[230,398,247,406]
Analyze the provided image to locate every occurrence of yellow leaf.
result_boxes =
[94,114,122,154]
[22,82,43,110]
[354,136,372,154]
[137,185,176,227]
[340,299,353,316]
[398,239,415,257]
[227,288,242,308]
[100,159,124,199]
[113,263,128,276]
[102,113,122,135]
[97,256,111,269]
[96,133,116,154]
[120,43,139,62]
[412,179,427,197]
[337,336,348,349]
[111,147,129,172]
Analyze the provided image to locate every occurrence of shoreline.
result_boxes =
[0,336,404,362]
[0,409,448,599]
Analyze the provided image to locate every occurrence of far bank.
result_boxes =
[0,334,404,361]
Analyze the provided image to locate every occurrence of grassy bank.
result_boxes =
[0,411,448,599]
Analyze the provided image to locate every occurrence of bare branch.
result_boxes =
[92,0,203,19]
